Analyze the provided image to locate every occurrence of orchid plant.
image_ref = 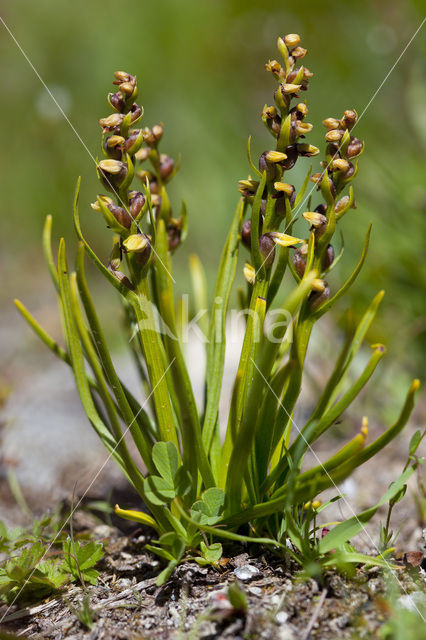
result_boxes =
[16,34,421,585]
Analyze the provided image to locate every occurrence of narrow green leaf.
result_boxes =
[310,290,384,422]
[319,466,416,553]
[202,199,245,457]
[250,171,267,274]
[247,135,262,177]
[294,163,313,208]
[313,224,372,317]
[42,215,59,292]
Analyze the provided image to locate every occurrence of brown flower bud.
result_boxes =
[108,203,132,229]
[114,71,132,84]
[262,105,282,136]
[137,169,155,183]
[347,137,363,158]
[263,105,277,118]
[149,180,159,194]
[280,144,299,170]
[135,147,151,162]
[274,181,294,196]
[107,134,125,148]
[135,242,152,267]
[265,150,288,163]
[108,92,125,112]
[341,110,357,130]
[296,143,320,157]
[129,190,145,219]
[322,117,341,130]
[259,234,276,268]
[285,69,298,84]
[331,158,350,172]
[310,173,322,185]
[98,159,127,191]
[151,194,161,207]
[167,219,183,250]
[130,103,142,123]
[259,152,279,181]
[284,34,301,47]
[241,220,252,249]
[159,154,175,180]
[291,46,307,59]
[265,59,284,78]
[104,134,125,159]
[309,283,330,311]
[122,131,140,154]
[238,179,259,196]
[293,120,313,137]
[108,266,135,290]
[99,113,124,132]
[296,102,308,117]
[91,195,113,212]
[281,83,302,94]
[123,233,152,266]
[303,211,327,227]
[142,128,156,146]
[335,195,357,214]
[119,81,135,96]
[325,129,344,142]
[152,124,164,141]
[274,183,296,209]
[323,244,334,270]
[343,162,355,179]
[269,232,303,248]
[293,248,306,278]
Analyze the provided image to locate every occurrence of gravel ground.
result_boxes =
[1,518,425,640]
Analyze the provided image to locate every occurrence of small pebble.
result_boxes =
[248,586,262,596]
[234,564,260,581]
[367,578,383,596]
[276,610,289,624]
[278,627,296,640]
[92,524,114,539]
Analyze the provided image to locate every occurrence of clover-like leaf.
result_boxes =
[201,488,225,516]
[152,441,179,485]
[191,487,225,525]
[195,541,223,566]
[144,475,176,505]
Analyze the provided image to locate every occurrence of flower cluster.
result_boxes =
[92,71,183,280]
[238,33,363,314]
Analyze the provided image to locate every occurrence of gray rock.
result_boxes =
[233,564,260,581]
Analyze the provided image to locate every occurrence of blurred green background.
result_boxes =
[1,0,425,376]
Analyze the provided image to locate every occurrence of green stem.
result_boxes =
[154,220,215,491]
[129,267,178,447]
